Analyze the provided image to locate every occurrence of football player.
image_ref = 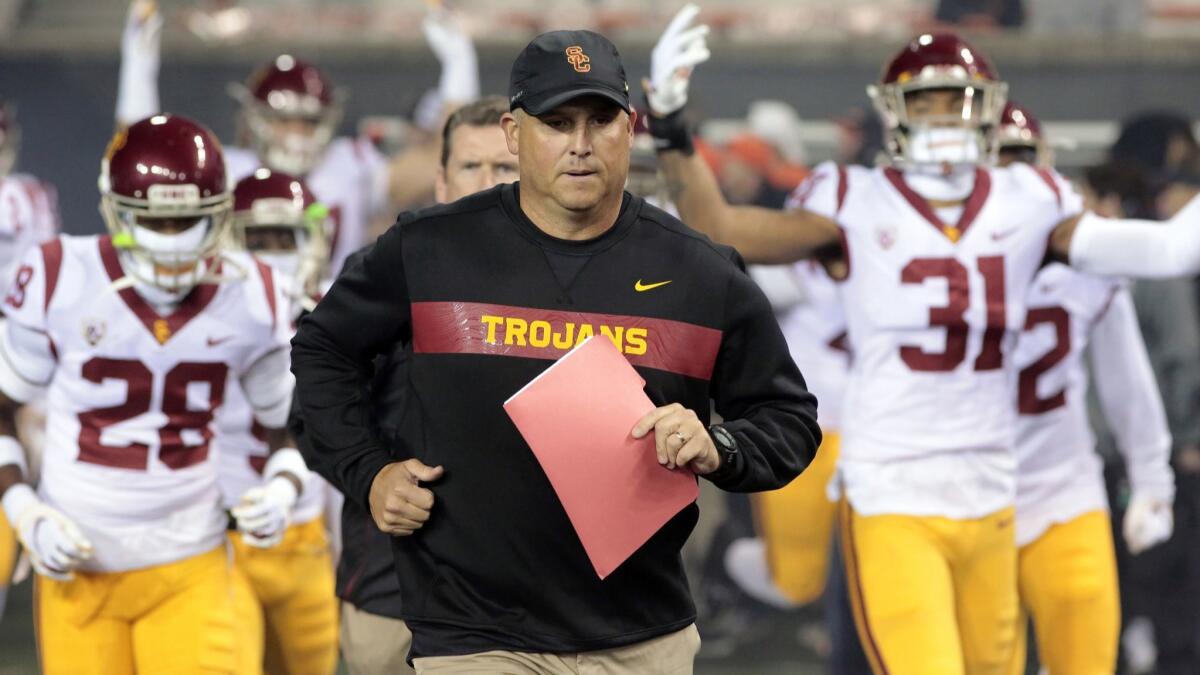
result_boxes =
[218,169,338,675]
[115,0,480,280]
[0,97,61,620]
[647,6,1200,673]
[1000,103,1174,674]
[0,114,304,674]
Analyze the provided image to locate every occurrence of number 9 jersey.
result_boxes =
[804,160,1083,519]
[0,234,292,572]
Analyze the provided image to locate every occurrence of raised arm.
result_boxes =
[656,151,841,264]
[646,5,839,264]
[1053,192,1200,278]
[385,7,481,210]
[115,0,162,131]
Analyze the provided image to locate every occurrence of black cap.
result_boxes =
[509,30,631,116]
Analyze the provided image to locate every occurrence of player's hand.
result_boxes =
[422,6,479,104]
[632,403,719,474]
[644,4,711,117]
[369,459,444,536]
[122,0,162,61]
[3,486,93,581]
[1124,493,1174,554]
[233,477,298,549]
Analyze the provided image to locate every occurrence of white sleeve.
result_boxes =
[238,261,295,428]
[1089,286,1174,501]
[748,265,808,312]
[0,319,55,403]
[1069,194,1200,278]
[240,347,294,429]
[115,1,162,127]
[784,161,844,220]
[422,11,480,105]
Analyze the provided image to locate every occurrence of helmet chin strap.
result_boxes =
[903,162,977,202]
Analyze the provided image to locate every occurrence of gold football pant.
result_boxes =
[36,545,237,674]
[752,431,840,605]
[1007,510,1119,675]
[229,517,339,675]
[840,502,1018,675]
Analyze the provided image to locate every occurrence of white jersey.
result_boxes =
[0,173,59,287]
[1014,263,1171,546]
[771,184,850,431]
[226,137,389,279]
[0,235,291,572]
[802,161,1083,518]
[215,303,325,526]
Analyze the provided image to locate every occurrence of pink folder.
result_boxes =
[504,336,700,579]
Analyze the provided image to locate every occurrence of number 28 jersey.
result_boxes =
[801,161,1081,517]
[0,235,291,572]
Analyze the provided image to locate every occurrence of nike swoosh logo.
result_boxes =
[635,279,673,292]
[991,227,1020,241]
[206,336,234,347]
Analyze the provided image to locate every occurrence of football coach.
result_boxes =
[290,29,820,673]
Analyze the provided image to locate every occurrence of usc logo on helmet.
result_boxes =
[565,46,591,73]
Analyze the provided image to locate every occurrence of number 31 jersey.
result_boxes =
[801,161,1081,517]
[0,235,291,572]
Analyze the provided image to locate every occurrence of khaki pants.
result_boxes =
[340,601,414,675]
[413,624,700,674]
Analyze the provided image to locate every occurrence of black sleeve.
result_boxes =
[706,251,822,492]
[290,219,412,509]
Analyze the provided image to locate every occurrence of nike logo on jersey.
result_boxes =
[634,279,672,292]
[990,227,1020,241]
[206,335,234,347]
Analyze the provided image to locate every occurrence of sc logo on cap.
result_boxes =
[565,46,591,73]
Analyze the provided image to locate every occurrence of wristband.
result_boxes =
[2,482,37,526]
[646,108,695,156]
[264,447,309,495]
[265,474,300,511]
[0,435,27,476]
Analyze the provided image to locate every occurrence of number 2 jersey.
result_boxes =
[214,290,325,526]
[0,235,292,572]
[799,160,1081,518]
[1013,263,1171,546]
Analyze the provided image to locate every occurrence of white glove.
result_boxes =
[422,9,479,105]
[1124,492,1174,555]
[232,477,298,549]
[116,0,163,127]
[2,484,93,581]
[645,4,711,117]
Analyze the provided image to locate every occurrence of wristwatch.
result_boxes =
[707,424,740,478]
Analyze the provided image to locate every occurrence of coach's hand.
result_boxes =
[633,404,720,474]
[645,3,710,117]
[369,459,444,536]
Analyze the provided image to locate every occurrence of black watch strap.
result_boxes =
[706,425,740,482]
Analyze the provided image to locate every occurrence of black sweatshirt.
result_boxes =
[289,333,408,619]
[290,182,820,657]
